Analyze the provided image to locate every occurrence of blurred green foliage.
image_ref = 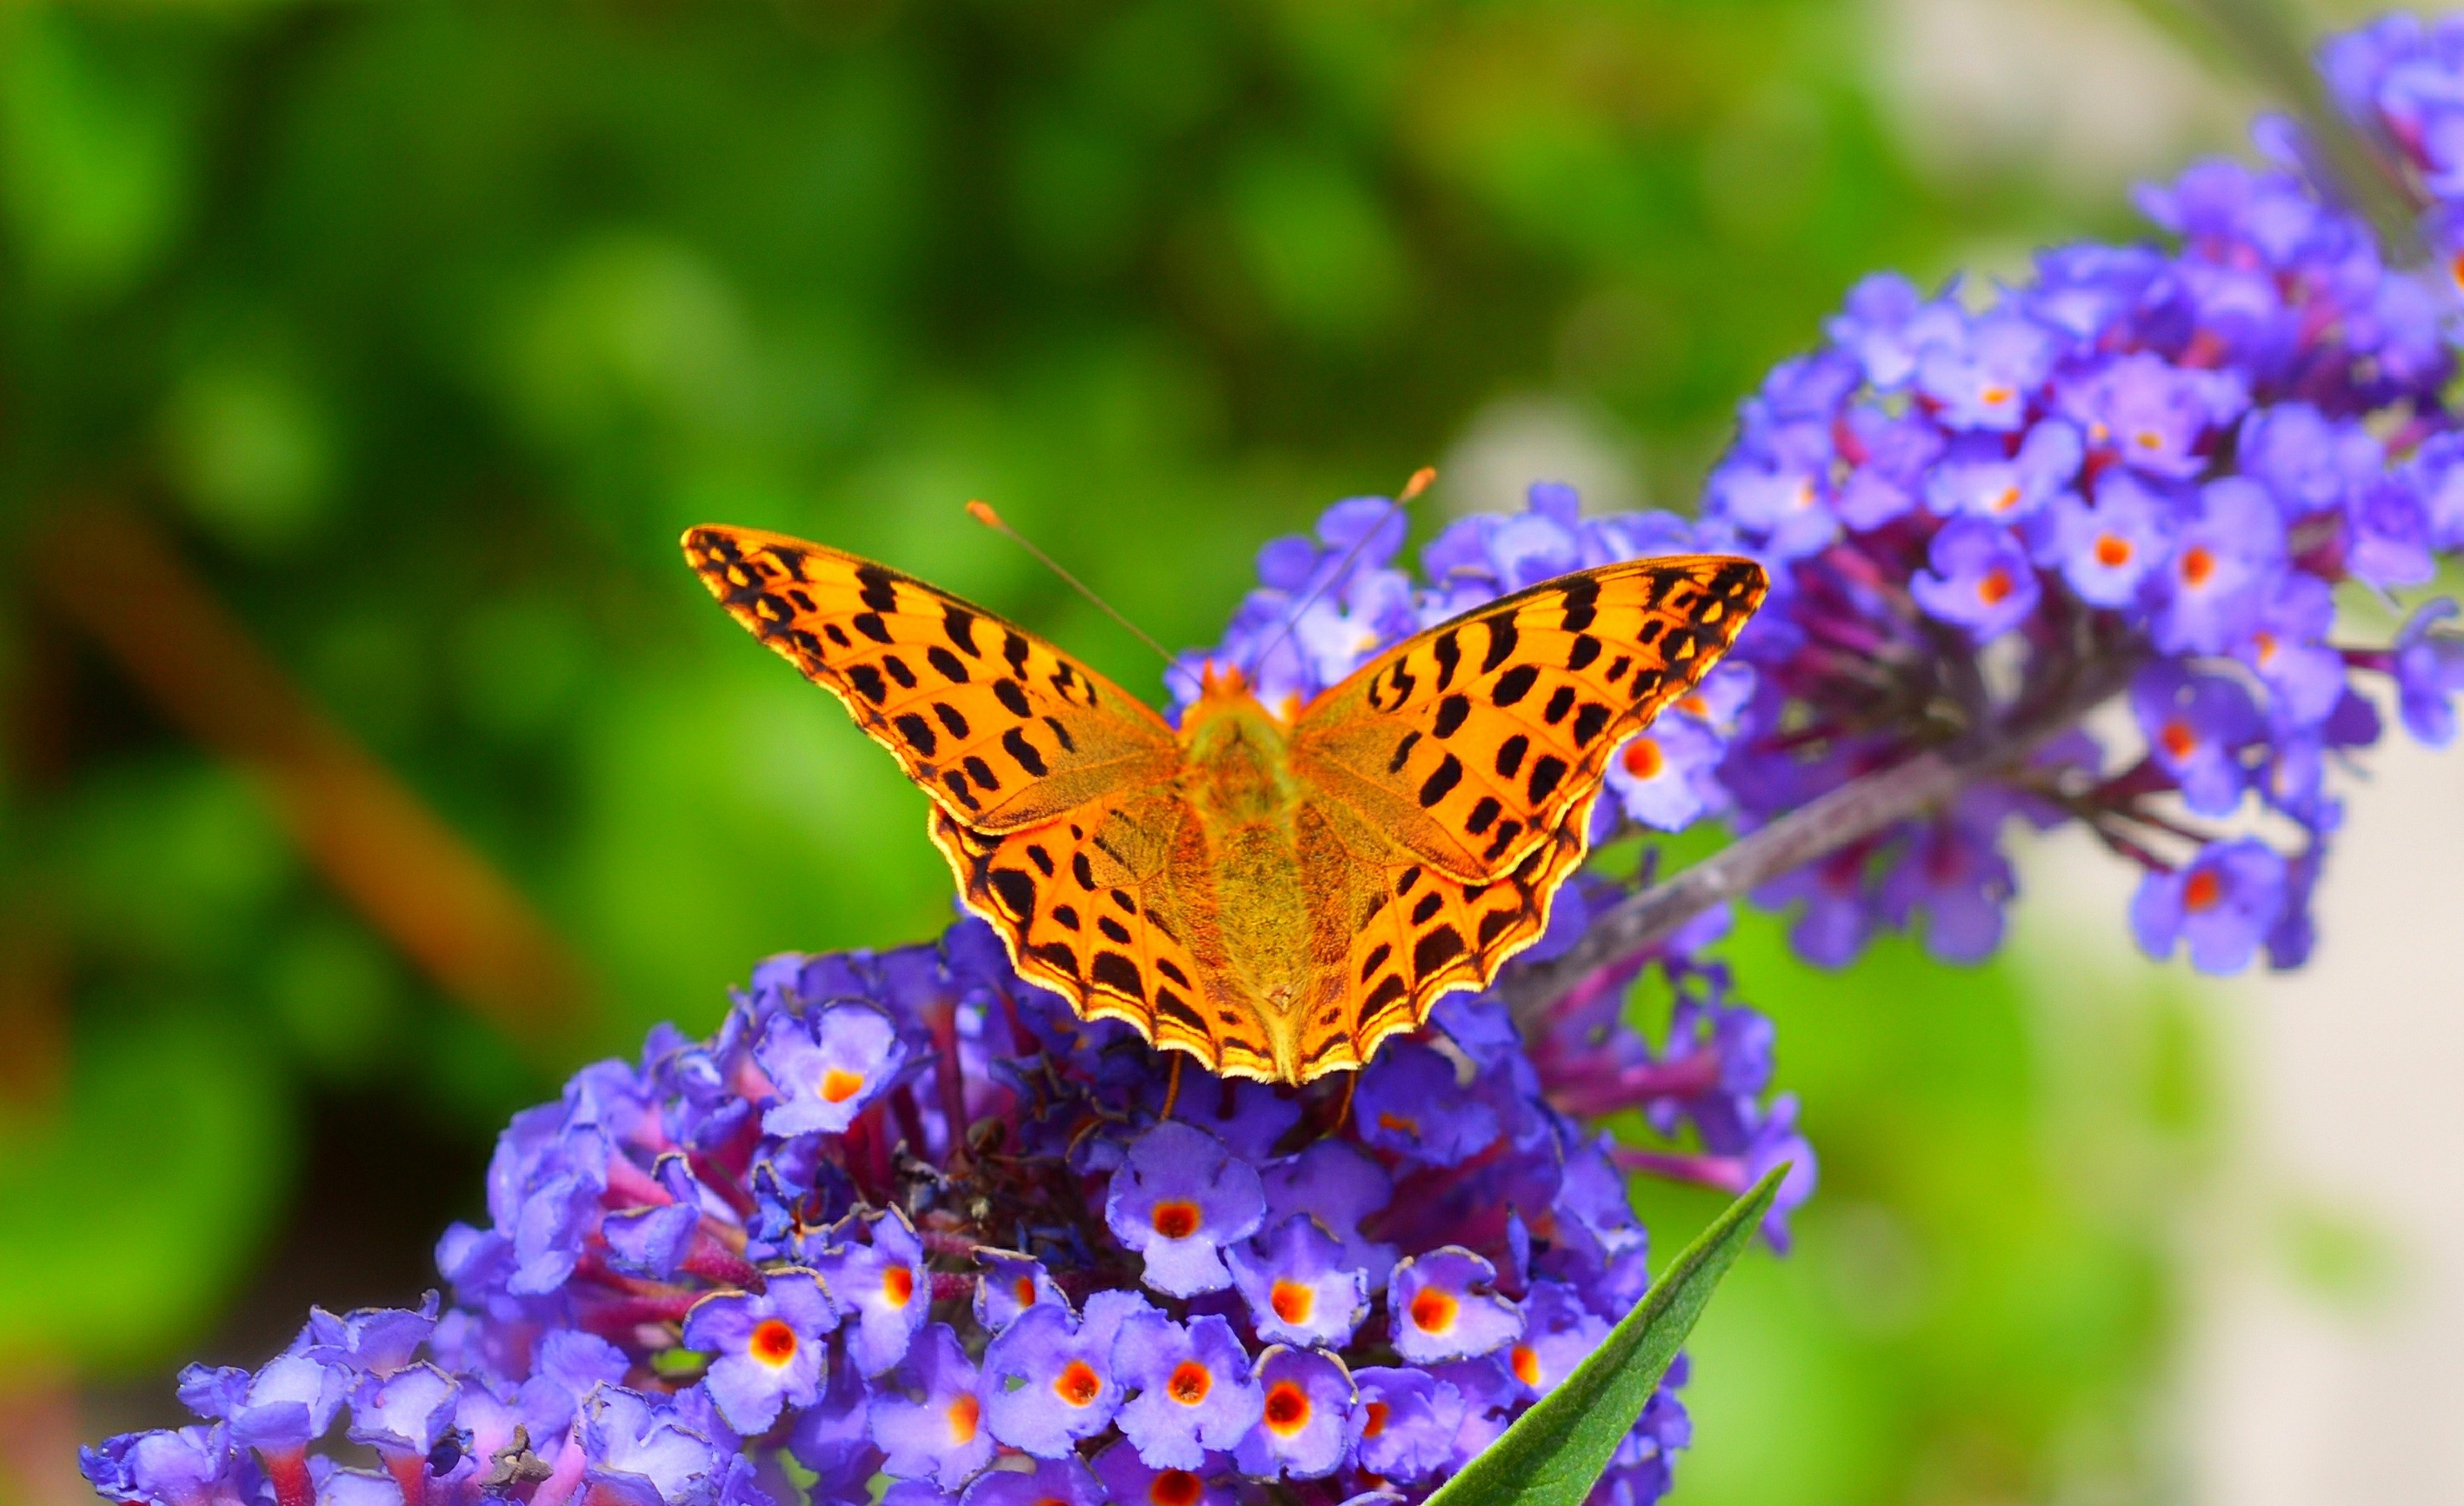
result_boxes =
[0,0,2218,1497]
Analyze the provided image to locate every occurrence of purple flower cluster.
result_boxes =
[89,909,1800,1506]
[1185,15,2464,979]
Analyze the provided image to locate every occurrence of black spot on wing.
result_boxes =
[1043,716,1078,753]
[1359,943,1391,982]
[1098,915,1131,945]
[1417,754,1463,809]
[1091,951,1145,1001]
[882,655,918,690]
[927,646,970,684]
[1033,941,1080,978]
[1527,755,1568,804]
[1431,631,1462,691]
[1409,891,1444,925]
[853,612,893,645]
[1572,703,1610,747]
[894,713,938,756]
[934,702,970,739]
[1480,819,1523,863]
[1495,734,1529,778]
[988,868,1036,918]
[963,755,1000,792]
[1388,730,1422,774]
[1492,665,1539,707]
[1432,694,1471,739]
[1002,726,1049,777]
[848,665,888,705]
[1479,614,1519,672]
[1464,795,1501,835]
[1543,686,1574,725]
[1412,925,1466,975]
[944,606,981,658]
[1567,635,1602,672]
[1362,974,1408,1015]
[855,565,900,613]
[994,679,1031,717]
[1560,576,1600,632]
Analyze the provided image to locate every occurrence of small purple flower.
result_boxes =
[2347,474,2437,586]
[2393,598,2464,746]
[959,1455,1106,1506]
[345,1361,458,1463]
[1504,1284,1610,1399]
[980,1290,1150,1459]
[1349,1369,1459,1483]
[1925,422,2081,521]
[1115,1313,1264,1469]
[971,1249,1065,1334]
[1229,1214,1369,1349]
[82,1427,236,1506]
[1910,518,2040,641]
[681,1269,837,1434]
[1104,1123,1265,1299]
[2061,350,2243,478]
[2044,474,2174,606]
[756,1004,910,1138]
[1258,1141,1398,1294]
[2131,839,2290,974]
[1092,1444,1239,1506]
[1234,1347,1357,1482]
[2133,664,2262,816]
[223,1353,349,1453]
[580,1388,725,1506]
[2233,575,2347,726]
[1917,308,2055,431]
[1604,718,1730,832]
[1352,1043,1498,1168]
[1389,1249,1524,1364]
[2147,478,2282,654]
[812,1211,930,1376]
[870,1324,992,1489]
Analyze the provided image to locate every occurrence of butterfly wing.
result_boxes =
[685,525,1180,834]
[1289,556,1766,882]
[1301,804,1596,1080]
[929,799,1284,1080]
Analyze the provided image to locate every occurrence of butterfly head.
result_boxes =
[1195,658,1251,701]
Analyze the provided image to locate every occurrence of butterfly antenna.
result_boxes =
[1251,466,1434,673]
[967,501,1175,665]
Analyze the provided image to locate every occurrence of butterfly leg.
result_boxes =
[1160,1051,1185,1120]
[1333,1069,1357,1132]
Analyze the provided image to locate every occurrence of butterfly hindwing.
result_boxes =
[1303,800,1594,1077]
[1289,556,1766,882]
[685,525,1179,833]
[928,802,1276,1078]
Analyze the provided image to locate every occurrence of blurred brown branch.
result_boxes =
[35,501,595,1058]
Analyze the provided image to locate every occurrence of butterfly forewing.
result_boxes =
[684,526,1179,834]
[1289,556,1767,883]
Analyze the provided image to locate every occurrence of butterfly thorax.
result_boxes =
[1172,668,1330,1040]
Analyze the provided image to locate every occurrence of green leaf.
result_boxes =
[1425,1165,1786,1506]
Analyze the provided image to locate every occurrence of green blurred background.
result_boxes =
[0,0,2308,1499]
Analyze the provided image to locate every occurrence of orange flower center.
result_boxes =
[2252,630,2279,666]
[1976,568,2013,606]
[2183,869,2224,912]
[1362,1400,1390,1439]
[1150,1201,1201,1240]
[1263,1380,1311,1436]
[1678,693,1709,717]
[882,1265,914,1307]
[1269,1280,1315,1327]
[1014,1276,1039,1309]
[1511,1345,1542,1387]
[1621,736,1664,780]
[2132,428,2165,451]
[2094,533,2132,568]
[2179,545,2216,587]
[2160,720,2197,761]
[750,1319,798,1366]
[946,1394,980,1445]
[1989,485,2022,513]
[821,1068,866,1104]
[1375,1111,1419,1139]
[2450,250,2464,290]
[1409,1287,1459,1334]
[1054,1360,1103,1408]
[1980,384,2013,407]
[1167,1360,1212,1406]
[1149,1471,1203,1506]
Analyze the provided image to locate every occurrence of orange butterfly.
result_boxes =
[684,524,1764,1085]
